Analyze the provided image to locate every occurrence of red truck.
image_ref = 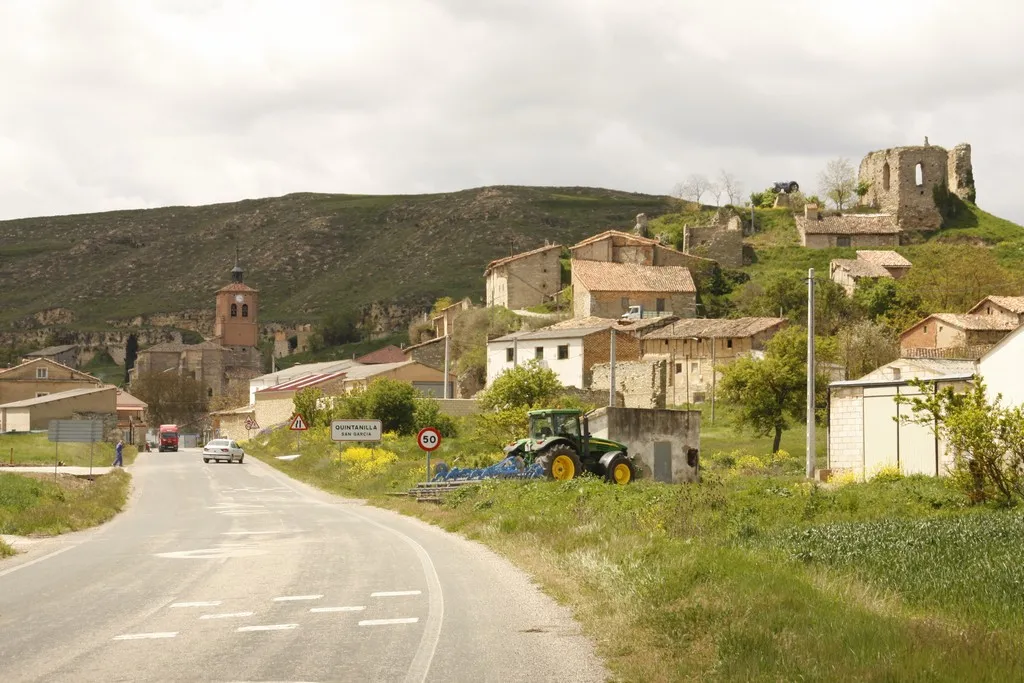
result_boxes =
[158,424,180,452]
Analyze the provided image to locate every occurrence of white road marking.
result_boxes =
[201,612,255,620]
[371,591,422,597]
[310,606,365,613]
[273,595,323,602]
[156,546,267,559]
[221,530,290,535]
[0,544,76,579]
[114,632,178,640]
[358,618,419,627]
[172,601,223,608]
[237,624,299,632]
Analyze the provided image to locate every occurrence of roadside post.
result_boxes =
[331,419,383,444]
[417,427,442,482]
[245,416,260,442]
[47,419,104,478]
[289,414,308,451]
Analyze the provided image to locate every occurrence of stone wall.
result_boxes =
[681,216,744,268]
[434,398,480,417]
[803,233,899,249]
[582,289,697,319]
[405,337,445,371]
[858,142,975,231]
[582,330,642,386]
[590,359,667,409]
[827,386,864,478]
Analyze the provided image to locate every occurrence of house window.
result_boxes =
[621,297,629,309]
[882,162,890,191]
[923,325,928,333]
[241,304,249,318]
[675,363,682,373]
[535,346,544,360]
[557,345,569,360]
[726,338,733,349]
[656,298,665,313]
[36,367,48,379]
[915,162,924,187]
[506,348,514,363]
[691,362,698,373]
[230,303,238,317]
[892,368,901,380]
[836,236,851,248]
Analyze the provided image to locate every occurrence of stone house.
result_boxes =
[795,205,900,249]
[0,358,102,405]
[899,313,1017,358]
[570,229,716,274]
[484,244,562,310]
[681,215,744,268]
[432,298,472,337]
[858,141,975,231]
[273,324,312,359]
[640,317,788,404]
[827,372,972,480]
[23,344,80,368]
[571,259,697,319]
[0,385,117,433]
[402,336,446,371]
[966,296,1024,325]
[829,250,912,296]
[210,404,257,442]
[487,325,641,390]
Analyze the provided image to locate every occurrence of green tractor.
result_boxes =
[503,408,638,484]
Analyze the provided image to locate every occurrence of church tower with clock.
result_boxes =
[214,258,259,348]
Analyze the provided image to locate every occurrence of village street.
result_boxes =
[0,452,607,683]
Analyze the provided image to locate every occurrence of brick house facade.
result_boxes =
[899,313,1017,356]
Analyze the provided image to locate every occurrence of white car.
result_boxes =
[202,439,245,464]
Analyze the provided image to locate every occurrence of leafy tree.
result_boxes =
[450,306,521,391]
[429,297,455,317]
[718,326,833,453]
[818,157,857,210]
[310,311,362,351]
[852,278,923,332]
[479,360,563,411]
[898,378,1024,506]
[749,186,779,209]
[833,319,899,379]
[293,386,326,428]
[124,334,139,385]
[898,245,1021,314]
[132,372,209,429]
[413,397,457,437]
[735,272,853,333]
[362,378,418,434]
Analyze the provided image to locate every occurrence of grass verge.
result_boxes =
[0,433,137,468]
[0,469,131,538]
[249,425,1024,681]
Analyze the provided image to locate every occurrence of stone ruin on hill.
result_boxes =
[857,139,976,231]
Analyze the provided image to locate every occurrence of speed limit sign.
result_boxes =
[417,427,442,452]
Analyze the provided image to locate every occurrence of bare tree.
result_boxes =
[718,170,743,206]
[818,158,857,210]
[675,174,712,205]
[707,181,723,206]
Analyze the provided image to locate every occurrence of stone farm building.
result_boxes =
[899,313,1018,358]
[966,296,1024,325]
[0,385,117,433]
[0,358,102,405]
[484,244,562,310]
[640,317,788,404]
[569,230,714,273]
[829,250,912,296]
[571,259,697,319]
[795,205,900,249]
[23,344,81,369]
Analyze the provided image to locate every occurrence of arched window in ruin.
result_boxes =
[241,304,249,318]
[230,303,238,317]
[882,162,890,191]
[915,162,924,187]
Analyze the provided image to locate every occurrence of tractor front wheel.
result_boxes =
[602,452,636,485]
[536,445,582,481]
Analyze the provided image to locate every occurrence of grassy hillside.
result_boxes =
[0,187,675,327]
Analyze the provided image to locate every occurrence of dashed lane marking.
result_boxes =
[273,595,323,602]
[371,591,422,597]
[221,530,293,535]
[172,601,223,608]
[358,618,419,627]
[237,624,299,632]
[200,612,255,620]
[114,632,178,640]
[310,606,365,613]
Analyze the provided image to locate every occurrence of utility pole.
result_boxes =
[609,329,616,408]
[513,338,518,368]
[443,334,451,399]
[806,267,816,479]
[710,336,717,425]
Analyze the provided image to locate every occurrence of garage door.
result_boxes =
[863,386,899,476]
[898,385,938,475]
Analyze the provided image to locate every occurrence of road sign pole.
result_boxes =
[417,427,442,482]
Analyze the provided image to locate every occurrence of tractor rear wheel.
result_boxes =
[603,452,636,485]
[536,445,582,481]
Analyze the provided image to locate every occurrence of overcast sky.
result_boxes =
[2,0,1022,223]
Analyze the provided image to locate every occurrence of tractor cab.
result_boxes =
[529,410,582,446]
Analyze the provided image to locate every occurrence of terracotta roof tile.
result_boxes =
[356,345,408,364]
[796,213,900,235]
[571,259,695,293]
[830,258,893,278]
[485,244,561,273]
[855,250,912,267]
[929,313,1018,331]
[975,296,1024,314]
[643,317,788,339]
[217,282,259,293]
[571,229,661,249]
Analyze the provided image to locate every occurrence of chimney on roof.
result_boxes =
[634,213,649,238]
[805,204,819,221]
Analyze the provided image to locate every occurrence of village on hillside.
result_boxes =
[0,138,1018,482]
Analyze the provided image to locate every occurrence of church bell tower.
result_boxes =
[214,254,259,348]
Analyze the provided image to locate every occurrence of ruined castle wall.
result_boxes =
[859,145,950,231]
[948,143,976,203]
[682,218,743,268]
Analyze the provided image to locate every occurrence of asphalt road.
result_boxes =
[0,449,609,683]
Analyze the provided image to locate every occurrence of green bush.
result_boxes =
[413,397,458,437]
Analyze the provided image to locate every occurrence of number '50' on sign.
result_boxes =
[417,427,442,451]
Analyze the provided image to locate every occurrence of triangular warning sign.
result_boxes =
[289,414,308,431]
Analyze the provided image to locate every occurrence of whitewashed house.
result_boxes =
[977,324,1024,407]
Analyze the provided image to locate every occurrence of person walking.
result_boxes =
[113,439,124,468]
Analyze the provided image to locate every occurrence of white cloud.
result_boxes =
[0,0,1021,222]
